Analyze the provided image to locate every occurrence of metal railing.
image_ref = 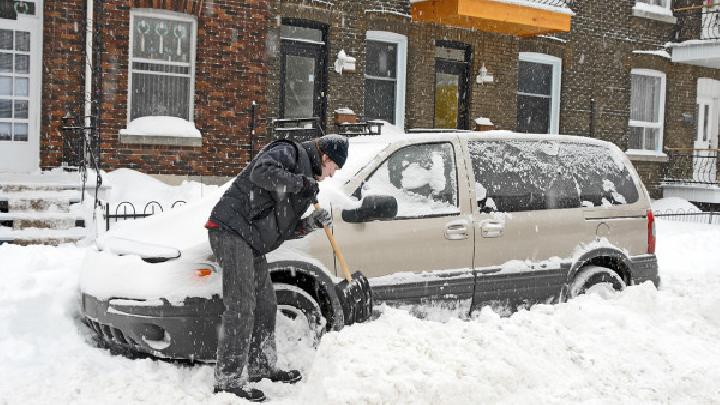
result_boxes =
[60,114,103,207]
[674,5,720,42]
[653,208,720,225]
[662,148,719,185]
[103,200,187,231]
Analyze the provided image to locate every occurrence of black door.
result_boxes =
[280,39,326,125]
[434,43,470,130]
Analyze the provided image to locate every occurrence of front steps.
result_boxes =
[0,170,108,245]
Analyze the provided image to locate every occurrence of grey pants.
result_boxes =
[208,229,278,390]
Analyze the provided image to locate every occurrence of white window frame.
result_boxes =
[628,68,666,155]
[127,9,197,125]
[518,52,561,135]
[635,0,671,10]
[365,31,407,129]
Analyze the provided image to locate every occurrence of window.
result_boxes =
[364,31,407,129]
[361,143,459,217]
[128,9,196,122]
[468,140,638,213]
[629,69,666,153]
[0,28,30,142]
[517,53,561,134]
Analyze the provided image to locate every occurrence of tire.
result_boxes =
[274,283,325,346]
[568,265,626,299]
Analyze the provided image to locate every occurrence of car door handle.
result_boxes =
[480,220,504,238]
[445,220,469,240]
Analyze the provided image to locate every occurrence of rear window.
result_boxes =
[468,140,639,213]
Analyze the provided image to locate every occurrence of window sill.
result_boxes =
[119,132,202,147]
[632,6,677,24]
[625,150,669,162]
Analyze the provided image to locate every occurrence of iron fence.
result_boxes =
[60,114,103,206]
[104,200,187,231]
[674,5,720,42]
[653,208,720,225]
[662,148,719,185]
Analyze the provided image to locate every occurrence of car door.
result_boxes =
[332,139,475,303]
[462,137,585,310]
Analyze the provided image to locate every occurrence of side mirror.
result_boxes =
[342,195,398,223]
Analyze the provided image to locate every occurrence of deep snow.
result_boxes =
[1,218,720,404]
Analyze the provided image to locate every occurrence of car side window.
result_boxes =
[362,142,460,217]
[468,140,581,213]
[468,140,639,213]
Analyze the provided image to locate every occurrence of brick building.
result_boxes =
[1,0,718,203]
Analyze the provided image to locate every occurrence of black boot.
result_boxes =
[213,386,266,402]
[249,369,302,384]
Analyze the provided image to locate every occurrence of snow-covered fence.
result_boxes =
[103,200,187,231]
[653,208,720,225]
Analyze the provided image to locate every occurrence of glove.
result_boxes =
[304,208,332,230]
[299,176,319,200]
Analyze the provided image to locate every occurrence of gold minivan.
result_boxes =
[80,131,660,361]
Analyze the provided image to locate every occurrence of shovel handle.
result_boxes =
[314,203,352,282]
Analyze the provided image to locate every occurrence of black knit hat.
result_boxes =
[318,134,349,168]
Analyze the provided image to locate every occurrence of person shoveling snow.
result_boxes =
[205,135,349,402]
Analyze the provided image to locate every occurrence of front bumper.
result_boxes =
[81,293,223,361]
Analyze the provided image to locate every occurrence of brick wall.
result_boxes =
[41,0,86,168]
[265,0,520,134]
[42,0,271,176]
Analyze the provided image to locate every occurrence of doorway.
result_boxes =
[0,0,42,172]
[434,41,470,130]
[696,78,719,183]
[279,20,327,127]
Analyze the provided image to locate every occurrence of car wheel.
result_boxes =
[568,265,626,299]
[274,283,325,346]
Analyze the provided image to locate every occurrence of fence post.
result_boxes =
[105,202,110,232]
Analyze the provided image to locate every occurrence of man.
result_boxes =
[205,134,349,402]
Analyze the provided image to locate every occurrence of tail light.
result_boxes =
[647,209,656,254]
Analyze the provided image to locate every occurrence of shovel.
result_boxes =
[313,202,373,324]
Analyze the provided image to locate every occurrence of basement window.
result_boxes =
[125,9,198,144]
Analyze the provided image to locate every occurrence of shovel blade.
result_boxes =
[334,271,373,325]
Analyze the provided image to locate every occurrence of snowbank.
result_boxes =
[651,197,701,213]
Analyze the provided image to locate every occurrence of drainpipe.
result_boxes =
[84,0,93,132]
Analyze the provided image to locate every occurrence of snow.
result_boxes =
[632,49,671,59]
[474,117,493,126]
[3,219,720,403]
[119,116,201,138]
[652,197,701,213]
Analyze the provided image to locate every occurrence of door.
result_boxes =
[696,79,719,183]
[434,43,470,129]
[279,22,326,125]
[0,1,41,172]
[464,138,585,308]
[333,140,475,301]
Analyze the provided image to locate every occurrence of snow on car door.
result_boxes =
[465,139,585,310]
[333,141,475,303]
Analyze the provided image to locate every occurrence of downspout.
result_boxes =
[85,0,93,132]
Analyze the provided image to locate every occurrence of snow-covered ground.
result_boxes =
[1,217,720,404]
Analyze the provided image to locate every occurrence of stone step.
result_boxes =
[0,226,88,245]
[0,212,87,230]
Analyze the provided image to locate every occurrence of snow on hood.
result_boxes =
[98,133,395,254]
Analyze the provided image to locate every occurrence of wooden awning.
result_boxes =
[411,0,572,37]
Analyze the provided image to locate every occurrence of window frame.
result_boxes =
[635,0,671,10]
[628,68,666,154]
[127,8,197,125]
[359,141,460,220]
[364,31,407,129]
[518,52,561,135]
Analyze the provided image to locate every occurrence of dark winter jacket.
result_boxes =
[209,140,322,255]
